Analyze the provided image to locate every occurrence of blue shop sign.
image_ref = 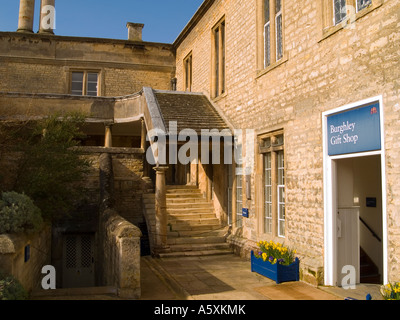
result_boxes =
[327,103,381,156]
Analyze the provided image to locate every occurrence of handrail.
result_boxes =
[359,217,381,242]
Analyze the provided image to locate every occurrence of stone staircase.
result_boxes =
[142,185,231,258]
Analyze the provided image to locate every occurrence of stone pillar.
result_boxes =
[140,118,147,150]
[105,124,113,148]
[127,22,144,41]
[17,0,35,33]
[39,0,55,34]
[154,166,169,252]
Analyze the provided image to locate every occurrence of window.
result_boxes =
[258,131,285,237]
[334,0,347,25]
[71,71,99,96]
[212,18,226,98]
[184,53,192,92]
[320,0,378,39]
[334,0,372,25]
[235,144,243,228]
[357,0,372,11]
[262,0,284,69]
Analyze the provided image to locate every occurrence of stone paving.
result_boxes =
[141,254,343,300]
[31,253,383,300]
[141,253,384,301]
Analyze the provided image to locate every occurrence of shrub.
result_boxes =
[14,112,91,221]
[0,192,43,234]
[0,271,28,300]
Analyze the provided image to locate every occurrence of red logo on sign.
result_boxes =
[370,107,378,115]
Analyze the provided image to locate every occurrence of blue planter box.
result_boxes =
[251,251,300,284]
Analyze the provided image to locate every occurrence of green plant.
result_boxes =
[0,271,28,300]
[0,192,43,234]
[380,282,400,300]
[14,112,91,221]
[254,240,297,266]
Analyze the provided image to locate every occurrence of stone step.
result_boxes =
[167,188,202,194]
[31,286,118,300]
[169,223,221,232]
[166,192,204,198]
[168,213,217,220]
[166,202,213,209]
[168,218,220,226]
[167,208,214,214]
[168,228,227,238]
[166,197,208,204]
[158,248,232,258]
[168,242,231,253]
[167,235,227,246]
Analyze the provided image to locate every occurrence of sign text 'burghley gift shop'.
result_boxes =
[330,121,358,146]
[327,103,381,156]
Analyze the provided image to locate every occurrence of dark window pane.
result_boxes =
[221,22,225,94]
[276,14,283,60]
[264,24,271,67]
[72,72,84,82]
[87,82,97,93]
[215,28,219,97]
[87,73,98,82]
[264,0,270,23]
[275,0,281,13]
[334,0,347,24]
[357,0,372,11]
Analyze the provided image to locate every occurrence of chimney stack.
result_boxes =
[39,0,55,34]
[127,22,144,41]
[17,0,35,33]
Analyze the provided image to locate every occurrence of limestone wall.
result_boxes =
[174,0,400,284]
[0,32,175,96]
[0,226,51,293]
[98,152,142,299]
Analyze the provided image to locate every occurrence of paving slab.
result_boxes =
[143,254,344,301]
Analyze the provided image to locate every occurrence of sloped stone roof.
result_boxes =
[153,90,230,135]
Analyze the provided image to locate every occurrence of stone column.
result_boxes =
[39,0,55,34]
[105,124,113,148]
[17,0,35,33]
[140,118,147,150]
[154,166,169,251]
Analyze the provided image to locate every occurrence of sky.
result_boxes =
[0,0,204,43]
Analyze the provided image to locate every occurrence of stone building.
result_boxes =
[172,0,400,287]
[0,0,399,293]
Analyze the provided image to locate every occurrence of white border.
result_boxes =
[322,95,387,286]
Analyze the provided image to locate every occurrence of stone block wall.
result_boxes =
[0,226,51,293]
[98,152,142,299]
[100,209,142,299]
[174,0,400,284]
[0,32,175,96]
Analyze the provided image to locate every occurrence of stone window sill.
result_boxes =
[212,91,228,102]
[256,54,288,80]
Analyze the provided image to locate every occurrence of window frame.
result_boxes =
[183,52,193,92]
[211,17,226,99]
[257,0,287,77]
[233,143,243,229]
[257,130,286,238]
[69,70,101,97]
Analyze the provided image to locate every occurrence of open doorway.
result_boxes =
[335,155,383,286]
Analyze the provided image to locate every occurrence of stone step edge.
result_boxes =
[158,249,233,258]
[142,256,191,300]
